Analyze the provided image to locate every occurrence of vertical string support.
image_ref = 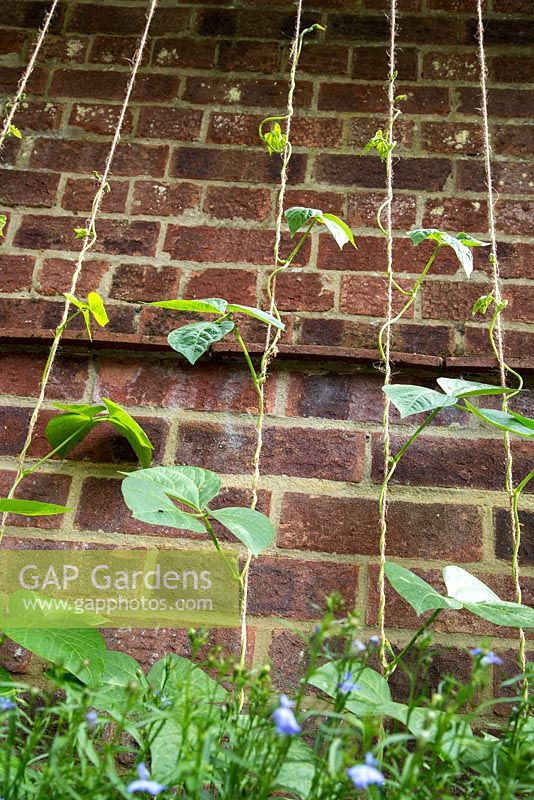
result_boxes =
[238,0,304,670]
[0,0,61,149]
[376,0,398,671]
[0,0,160,543]
[476,0,526,676]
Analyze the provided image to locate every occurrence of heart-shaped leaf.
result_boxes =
[87,292,109,327]
[385,563,462,615]
[209,507,275,556]
[310,661,391,714]
[443,566,501,603]
[437,378,514,398]
[149,298,228,315]
[101,397,153,468]
[408,229,488,277]
[285,206,322,238]
[319,213,356,249]
[0,498,69,516]
[383,384,457,418]
[226,303,285,330]
[168,320,234,364]
[45,404,106,457]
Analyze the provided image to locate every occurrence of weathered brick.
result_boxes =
[0,469,71,531]
[170,147,306,185]
[269,630,308,692]
[314,155,451,190]
[423,198,489,233]
[346,193,417,229]
[0,406,32,455]
[183,77,312,109]
[164,225,274,265]
[40,34,88,63]
[66,4,191,36]
[152,37,215,69]
[0,65,47,95]
[458,87,534,118]
[217,40,279,73]
[136,107,203,141]
[494,508,534,566]
[340,275,414,317]
[36,258,108,296]
[465,18,534,47]
[495,202,534,238]
[31,140,168,177]
[352,46,417,80]
[274,272,335,312]
[0,351,88,399]
[0,170,59,207]
[328,14,464,44]
[184,268,258,305]
[10,101,63,133]
[132,181,201,217]
[0,299,51,331]
[319,83,449,115]
[286,370,384,422]
[490,55,534,84]
[204,186,271,222]
[176,422,366,482]
[423,281,534,324]
[61,178,128,213]
[0,29,27,56]
[69,103,134,136]
[0,255,35,292]
[88,35,150,66]
[420,122,483,155]
[95,358,276,414]
[492,125,534,157]
[422,52,478,82]
[465,327,534,361]
[279,493,482,560]
[457,161,534,196]
[109,264,181,303]
[348,118,414,150]
[285,190,344,218]
[299,43,350,76]
[0,638,32,674]
[248,557,358,620]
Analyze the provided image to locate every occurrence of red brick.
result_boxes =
[423,281,534,324]
[347,118,414,150]
[95,358,276,414]
[298,317,454,356]
[170,147,306,185]
[109,264,180,303]
[0,65,47,95]
[136,107,203,141]
[286,370,384,422]
[0,638,32,674]
[0,470,71,531]
[195,8,320,40]
[457,161,534,196]
[184,268,258,305]
[423,198,489,233]
[1,1,65,29]
[42,300,136,336]
[0,255,35,292]
[61,178,128,213]
[318,234,385,272]
[0,29,27,56]
[0,406,32,455]
[420,122,483,155]
[352,46,417,80]
[204,187,271,222]
[269,630,308,693]
[362,0,421,9]
[132,181,201,217]
[0,351,88,399]
[66,4,191,36]
[88,35,150,66]
[497,242,534,278]
[340,275,414,317]
[36,258,108,296]
[183,77,312,109]
[347,193,417,229]
[299,43,350,76]
[328,14,464,44]
[31,140,168,177]
[285,190,344,218]
[274,272,335,312]
[467,18,534,46]
[217,40,279,73]
[495,202,534,238]
[176,421,365,482]
[50,69,180,102]
[494,508,534,567]
[14,215,160,257]
[69,103,134,136]
[207,112,262,146]
[422,52,479,82]
[153,36,215,69]
[0,170,59,207]
[465,327,534,361]
[314,155,451,191]
[40,34,88,63]
[492,125,534,157]
[279,494,483,560]
[291,117,344,149]
[0,298,51,331]
[164,226,274,265]
[248,557,358,620]
[11,101,63,133]
[458,88,534,119]
[493,0,531,10]
[490,55,534,84]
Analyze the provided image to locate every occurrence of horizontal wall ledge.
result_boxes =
[1,327,533,374]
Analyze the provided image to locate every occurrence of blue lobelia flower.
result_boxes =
[127,763,167,796]
[470,648,503,666]
[347,753,385,790]
[85,710,99,729]
[338,671,362,695]
[272,694,301,736]
[0,698,16,712]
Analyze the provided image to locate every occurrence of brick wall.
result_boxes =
[0,0,532,693]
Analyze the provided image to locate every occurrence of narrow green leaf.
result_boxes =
[319,213,356,249]
[87,292,109,327]
[437,378,515,398]
[0,498,69,516]
[383,384,456,418]
[226,303,285,330]
[149,298,228,314]
[1,628,106,685]
[209,507,275,556]
[385,563,462,615]
[284,206,322,238]
[508,409,534,431]
[101,397,154,468]
[168,320,234,365]
[464,402,534,439]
